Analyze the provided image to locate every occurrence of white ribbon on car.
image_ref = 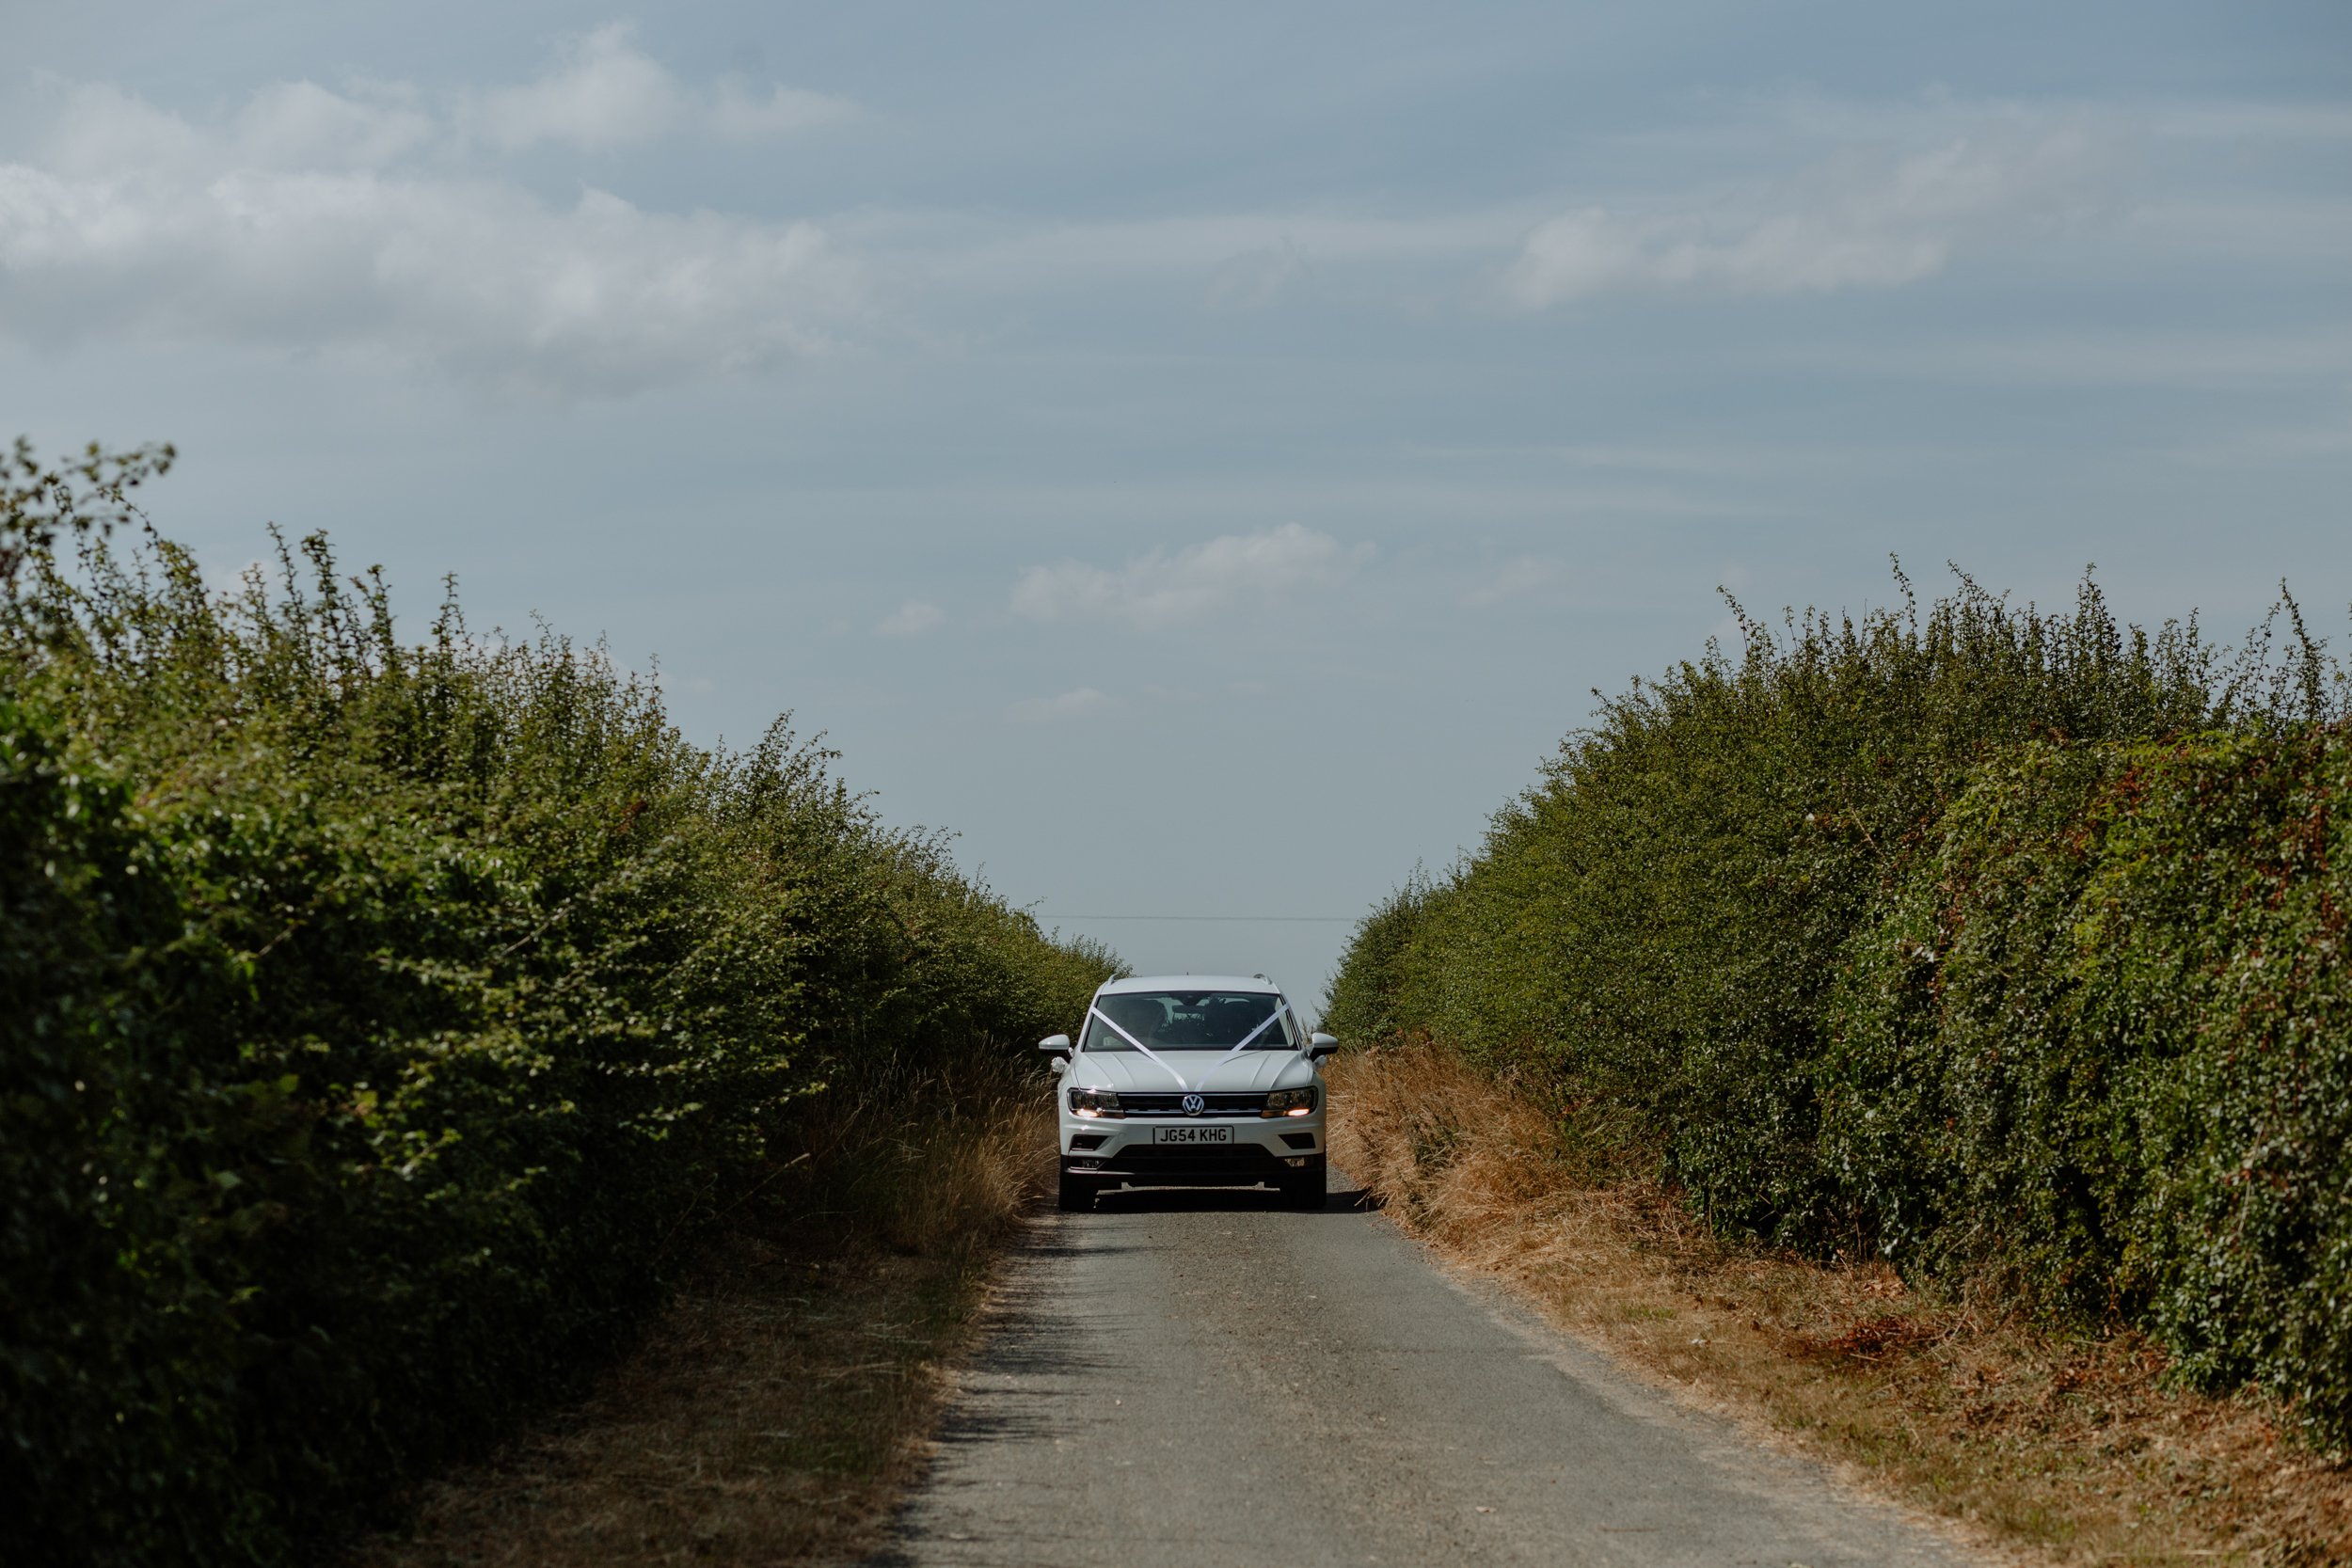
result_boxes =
[1082,1000,1295,1093]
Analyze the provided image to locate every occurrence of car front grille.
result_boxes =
[1105,1143,1287,1171]
[1117,1092,1268,1117]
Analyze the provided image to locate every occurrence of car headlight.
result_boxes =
[1263,1087,1317,1118]
[1068,1086,1123,1118]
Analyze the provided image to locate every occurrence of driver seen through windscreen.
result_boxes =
[1082,991,1295,1052]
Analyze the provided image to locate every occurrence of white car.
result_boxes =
[1040,974,1339,1212]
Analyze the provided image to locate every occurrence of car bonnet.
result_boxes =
[1071,1049,1312,1094]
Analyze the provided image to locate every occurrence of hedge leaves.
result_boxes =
[2,461,1115,1565]
[1329,568,2352,1447]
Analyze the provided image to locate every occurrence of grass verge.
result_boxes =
[348,1065,1051,1568]
[1328,1040,2352,1568]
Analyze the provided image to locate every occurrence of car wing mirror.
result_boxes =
[1039,1033,1073,1065]
[1307,1033,1339,1062]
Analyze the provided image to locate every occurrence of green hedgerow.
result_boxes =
[1329,562,2352,1447]
[1,450,1118,1566]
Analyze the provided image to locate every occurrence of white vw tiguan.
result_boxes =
[1040,974,1339,1212]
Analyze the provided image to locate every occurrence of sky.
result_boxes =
[5,1,2349,1015]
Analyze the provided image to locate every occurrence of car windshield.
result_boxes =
[1084,991,1292,1052]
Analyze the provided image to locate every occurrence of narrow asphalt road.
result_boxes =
[875,1176,1978,1568]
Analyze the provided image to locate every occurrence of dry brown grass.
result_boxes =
[349,1069,1052,1568]
[1328,1040,2352,1568]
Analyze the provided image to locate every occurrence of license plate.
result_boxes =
[1153,1125,1233,1145]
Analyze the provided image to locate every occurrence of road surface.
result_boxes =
[876,1178,1975,1568]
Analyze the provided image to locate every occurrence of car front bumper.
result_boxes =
[1058,1115,1323,1185]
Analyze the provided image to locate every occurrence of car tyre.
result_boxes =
[1281,1155,1327,1211]
[1057,1169,1096,1212]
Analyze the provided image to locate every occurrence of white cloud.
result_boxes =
[470,24,683,150]
[31,79,436,179]
[890,206,1530,299]
[1204,240,1310,311]
[464,23,855,151]
[0,47,866,390]
[709,80,860,142]
[0,158,856,389]
[1009,687,1113,723]
[2166,415,2352,468]
[876,599,944,636]
[234,81,437,169]
[1461,556,1559,607]
[2155,102,2352,144]
[1790,325,2352,389]
[1504,120,2115,307]
[1009,523,1367,629]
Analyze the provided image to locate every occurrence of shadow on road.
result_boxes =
[1088,1183,1382,1215]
